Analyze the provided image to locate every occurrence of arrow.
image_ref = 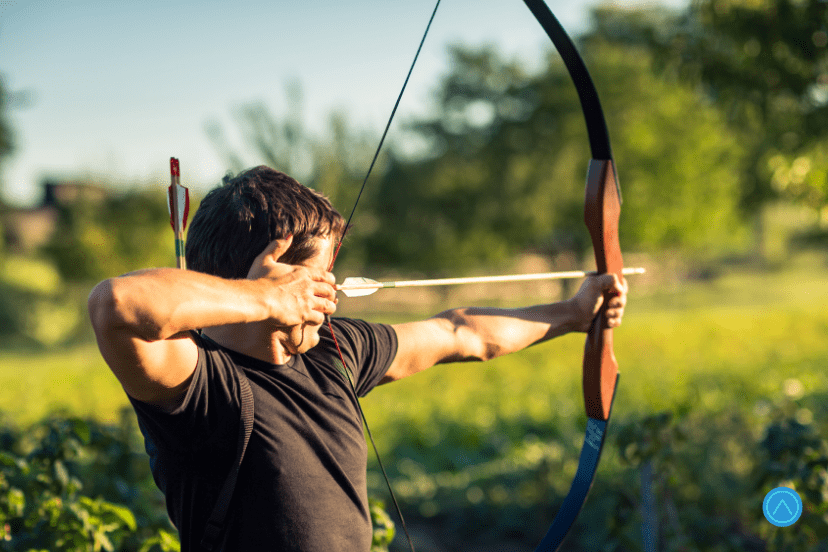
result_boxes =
[336,267,645,297]
[167,157,190,270]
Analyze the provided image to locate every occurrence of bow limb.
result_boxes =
[522,1,624,550]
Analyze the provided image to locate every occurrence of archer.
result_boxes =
[87,166,627,551]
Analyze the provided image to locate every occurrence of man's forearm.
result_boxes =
[436,300,583,362]
[93,268,271,342]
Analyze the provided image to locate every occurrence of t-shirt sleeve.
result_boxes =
[327,318,398,397]
[128,331,241,457]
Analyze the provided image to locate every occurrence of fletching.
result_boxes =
[167,158,190,232]
[168,157,190,270]
[337,277,385,297]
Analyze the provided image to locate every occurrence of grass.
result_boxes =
[1,252,827,439]
[0,343,126,426]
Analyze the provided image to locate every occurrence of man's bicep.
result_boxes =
[382,314,481,383]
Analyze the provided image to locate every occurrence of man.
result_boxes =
[88,166,627,551]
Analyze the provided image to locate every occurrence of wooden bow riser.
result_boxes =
[583,159,623,422]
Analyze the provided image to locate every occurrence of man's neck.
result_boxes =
[201,324,293,365]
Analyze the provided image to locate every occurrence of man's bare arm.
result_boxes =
[90,266,334,341]
[88,237,336,404]
[382,274,626,383]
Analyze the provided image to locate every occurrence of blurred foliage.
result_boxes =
[357,389,828,551]
[0,75,15,173]
[39,190,174,283]
[0,409,177,551]
[0,189,178,349]
[204,37,753,275]
[0,255,87,349]
[369,498,396,552]
[592,0,828,236]
[765,146,828,227]
[362,38,749,272]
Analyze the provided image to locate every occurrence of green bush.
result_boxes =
[0,410,176,552]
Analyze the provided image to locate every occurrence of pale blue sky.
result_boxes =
[1,0,686,206]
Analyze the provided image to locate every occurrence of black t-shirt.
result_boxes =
[128,318,398,552]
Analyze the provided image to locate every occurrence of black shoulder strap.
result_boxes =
[200,366,255,551]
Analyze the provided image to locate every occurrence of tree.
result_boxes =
[40,188,172,282]
[364,38,749,273]
[207,27,752,274]
[204,84,388,271]
[593,1,828,241]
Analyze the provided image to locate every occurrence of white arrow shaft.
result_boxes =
[336,267,645,295]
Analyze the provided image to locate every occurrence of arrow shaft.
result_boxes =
[337,267,644,292]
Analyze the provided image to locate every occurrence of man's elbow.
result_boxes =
[88,279,117,332]
[88,279,161,341]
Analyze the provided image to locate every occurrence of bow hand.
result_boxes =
[571,273,627,332]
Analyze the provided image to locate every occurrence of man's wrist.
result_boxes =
[563,298,591,333]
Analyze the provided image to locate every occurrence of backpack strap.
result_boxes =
[201,365,255,551]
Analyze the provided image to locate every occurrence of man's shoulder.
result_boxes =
[322,317,397,349]
[326,316,390,333]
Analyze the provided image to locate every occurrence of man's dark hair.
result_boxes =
[186,166,346,279]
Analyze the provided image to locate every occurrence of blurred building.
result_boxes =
[1,180,106,254]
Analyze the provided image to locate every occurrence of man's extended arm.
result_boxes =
[382,274,626,383]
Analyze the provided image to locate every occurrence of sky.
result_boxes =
[1,0,687,207]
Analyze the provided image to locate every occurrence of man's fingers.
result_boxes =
[306,292,337,317]
[307,267,336,287]
[596,273,624,294]
[269,235,294,263]
[319,297,338,316]
[312,279,337,302]
[603,273,627,328]
[305,307,327,325]
[257,235,293,260]
[248,236,295,279]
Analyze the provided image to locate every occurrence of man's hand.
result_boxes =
[570,273,627,332]
[247,236,337,345]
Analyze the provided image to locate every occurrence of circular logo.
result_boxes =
[763,487,803,527]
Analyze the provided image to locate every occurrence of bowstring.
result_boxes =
[325,2,442,552]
